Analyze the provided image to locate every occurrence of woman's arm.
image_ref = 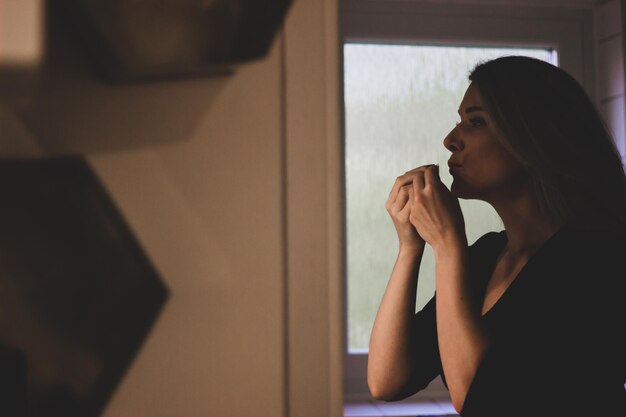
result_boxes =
[434,238,491,414]
[367,247,424,400]
[402,165,490,413]
[368,166,436,400]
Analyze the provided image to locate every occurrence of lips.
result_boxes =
[447,161,462,168]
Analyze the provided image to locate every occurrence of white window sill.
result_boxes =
[344,398,458,417]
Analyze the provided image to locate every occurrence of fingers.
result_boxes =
[413,171,425,190]
[389,175,410,203]
[409,165,437,200]
[395,185,411,211]
[388,164,437,203]
[403,186,414,215]
[411,165,439,207]
[386,182,405,212]
[423,164,439,187]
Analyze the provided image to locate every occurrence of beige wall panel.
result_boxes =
[88,37,286,417]
[284,0,343,415]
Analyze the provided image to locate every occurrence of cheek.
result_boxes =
[477,139,518,174]
[478,160,512,182]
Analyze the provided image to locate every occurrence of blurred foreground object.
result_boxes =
[0,157,168,416]
[0,0,43,96]
[57,0,293,81]
[0,0,44,158]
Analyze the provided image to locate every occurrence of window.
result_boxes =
[340,0,594,402]
[345,44,555,353]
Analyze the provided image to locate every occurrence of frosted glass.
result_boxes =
[344,44,554,352]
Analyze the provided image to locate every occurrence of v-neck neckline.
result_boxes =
[481,225,568,318]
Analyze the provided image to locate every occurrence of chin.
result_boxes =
[450,178,473,200]
[450,179,463,196]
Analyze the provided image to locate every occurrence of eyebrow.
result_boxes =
[457,106,485,114]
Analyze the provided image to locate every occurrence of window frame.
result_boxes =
[340,0,594,401]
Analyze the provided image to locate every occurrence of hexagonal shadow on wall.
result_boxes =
[53,0,294,82]
[0,157,168,417]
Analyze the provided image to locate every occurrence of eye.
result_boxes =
[469,117,486,127]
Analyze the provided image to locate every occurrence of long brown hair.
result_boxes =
[469,56,626,232]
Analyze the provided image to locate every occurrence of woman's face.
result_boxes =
[443,82,529,203]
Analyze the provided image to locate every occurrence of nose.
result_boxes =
[443,125,463,153]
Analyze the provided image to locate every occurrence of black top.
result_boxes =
[398,224,626,416]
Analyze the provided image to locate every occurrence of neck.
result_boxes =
[488,188,562,258]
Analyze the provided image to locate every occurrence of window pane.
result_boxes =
[344,45,554,352]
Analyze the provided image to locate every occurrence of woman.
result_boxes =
[367,56,626,416]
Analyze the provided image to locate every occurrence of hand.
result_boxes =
[408,165,466,253]
[386,166,432,253]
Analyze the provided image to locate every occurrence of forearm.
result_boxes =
[434,239,490,413]
[368,248,424,399]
